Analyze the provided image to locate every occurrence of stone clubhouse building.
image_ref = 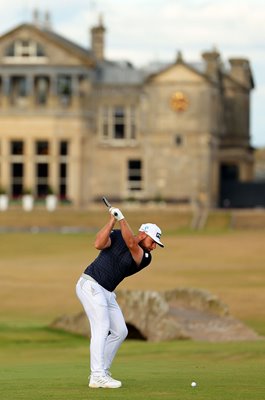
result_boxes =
[0,12,255,208]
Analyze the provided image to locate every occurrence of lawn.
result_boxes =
[1,324,265,400]
[0,216,265,399]
[0,229,265,331]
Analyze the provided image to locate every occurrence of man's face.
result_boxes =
[139,234,157,251]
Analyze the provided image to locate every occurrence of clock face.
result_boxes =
[170,92,189,112]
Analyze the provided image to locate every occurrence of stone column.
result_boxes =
[1,75,10,108]
[68,135,84,207]
[0,138,9,191]
[26,75,35,107]
[48,75,58,108]
[24,138,35,194]
[71,75,79,109]
[49,138,58,193]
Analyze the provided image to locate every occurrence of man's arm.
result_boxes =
[94,215,116,250]
[118,218,144,266]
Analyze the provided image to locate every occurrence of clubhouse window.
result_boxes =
[59,162,67,198]
[99,106,137,143]
[10,140,24,155]
[57,75,72,106]
[35,76,49,105]
[36,140,49,155]
[127,159,142,191]
[36,162,49,197]
[59,140,68,156]
[175,135,183,146]
[11,162,23,197]
[4,39,46,60]
[113,107,125,139]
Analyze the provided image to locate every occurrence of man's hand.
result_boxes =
[109,207,125,221]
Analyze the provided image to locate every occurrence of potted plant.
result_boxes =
[0,186,9,211]
[22,188,34,212]
[46,185,57,212]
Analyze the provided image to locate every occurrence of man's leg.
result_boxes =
[76,278,122,388]
[76,278,110,376]
[104,292,128,373]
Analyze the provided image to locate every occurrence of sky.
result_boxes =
[0,0,264,148]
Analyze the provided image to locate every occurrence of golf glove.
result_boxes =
[109,207,125,221]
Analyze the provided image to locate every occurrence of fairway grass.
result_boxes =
[1,324,265,400]
[1,228,265,399]
[1,230,265,334]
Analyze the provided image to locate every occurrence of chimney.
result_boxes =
[202,48,220,80]
[44,10,52,30]
[33,9,40,26]
[32,9,52,30]
[228,58,253,89]
[176,50,183,63]
[91,14,106,62]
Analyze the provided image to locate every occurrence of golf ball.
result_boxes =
[191,381,197,387]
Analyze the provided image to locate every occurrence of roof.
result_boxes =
[93,60,145,85]
[0,23,95,65]
[93,59,211,85]
[0,23,254,89]
[40,26,94,60]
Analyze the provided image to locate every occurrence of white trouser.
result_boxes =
[76,276,128,377]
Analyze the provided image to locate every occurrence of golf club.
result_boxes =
[102,196,118,217]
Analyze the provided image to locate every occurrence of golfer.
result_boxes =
[76,206,164,388]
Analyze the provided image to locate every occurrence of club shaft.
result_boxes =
[102,196,118,217]
[102,196,111,208]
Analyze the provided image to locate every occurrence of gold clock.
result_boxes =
[170,92,189,112]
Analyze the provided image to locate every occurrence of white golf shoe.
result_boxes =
[89,374,122,389]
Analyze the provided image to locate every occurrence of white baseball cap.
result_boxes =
[139,223,164,248]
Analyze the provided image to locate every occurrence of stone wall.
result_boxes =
[50,288,262,342]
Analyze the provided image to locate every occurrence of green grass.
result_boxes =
[1,324,265,400]
[1,230,265,330]
[1,223,265,399]
[0,208,229,231]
